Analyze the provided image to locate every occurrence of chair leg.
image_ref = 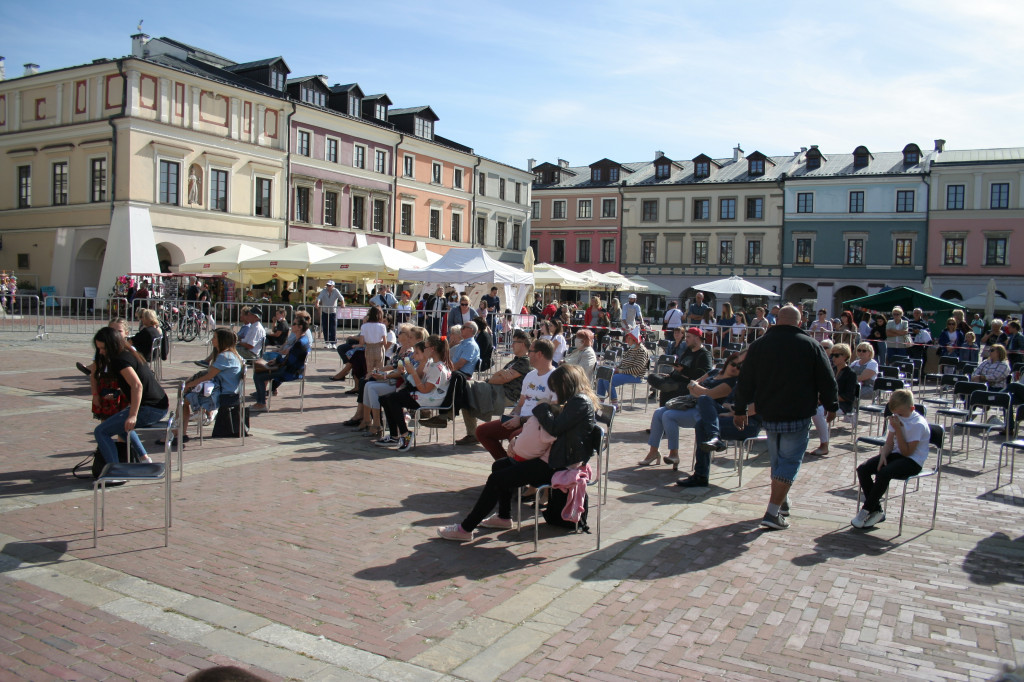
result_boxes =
[534,495,540,553]
[897,480,909,537]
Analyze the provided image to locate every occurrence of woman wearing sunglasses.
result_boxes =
[807,343,858,456]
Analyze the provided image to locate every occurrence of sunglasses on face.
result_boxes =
[830,353,844,358]
[857,349,870,353]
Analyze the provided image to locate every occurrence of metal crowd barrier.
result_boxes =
[213,301,293,334]
[0,295,45,338]
[40,296,129,336]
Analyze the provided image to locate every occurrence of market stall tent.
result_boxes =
[842,287,963,335]
[398,248,534,314]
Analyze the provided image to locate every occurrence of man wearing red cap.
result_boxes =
[648,327,713,405]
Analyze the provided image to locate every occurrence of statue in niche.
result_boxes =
[188,164,203,206]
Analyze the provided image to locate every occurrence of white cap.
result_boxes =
[326,280,335,286]
[626,326,641,341]
[628,293,637,300]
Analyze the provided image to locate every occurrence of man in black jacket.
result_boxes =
[733,305,838,530]
[648,327,713,405]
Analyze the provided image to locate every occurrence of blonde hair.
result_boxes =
[831,343,851,361]
[856,342,874,360]
[988,344,1008,362]
[138,308,159,327]
[888,388,915,412]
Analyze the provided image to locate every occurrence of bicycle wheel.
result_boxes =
[181,316,199,342]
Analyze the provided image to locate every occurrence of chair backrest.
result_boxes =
[873,377,905,394]
[939,356,959,368]
[601,350,617,364]
[952,381,987,401]
[438,371,466,412]
[877,365,900,378]
[595,365,614,383]
[928,423,945,450]
[654,357,675,375]
[1005,382,1024,406]
[940,373,966,389]
[969,390,1011,411]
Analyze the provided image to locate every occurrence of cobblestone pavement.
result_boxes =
[1,331,1022,680]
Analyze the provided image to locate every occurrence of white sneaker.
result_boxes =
[479,514,513,530]
[862,510,886,528]
[851,509,870,528]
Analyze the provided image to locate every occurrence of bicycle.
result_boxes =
[176,304,205,342]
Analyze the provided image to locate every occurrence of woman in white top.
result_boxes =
[376,335,452,451]
[850,341,879,401]
[730,311,747,344]
[810,309,833,341]
[541,319,568,364]
[359,306,389,374]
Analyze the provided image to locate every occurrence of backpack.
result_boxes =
[211,402,250,438]
[73,440,135,480]
[542,487,590,533]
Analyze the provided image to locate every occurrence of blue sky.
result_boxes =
[2,0,1022,169]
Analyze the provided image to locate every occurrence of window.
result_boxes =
[552,239,565,263]
[746,240,761,265]
[301,85,325,107]
[17,253,29,269]
[295,186,310,222]
[655,164,670,179]
[476,216,486,244]
[429,208,441,239]
[578,199,592,219]
[746,197,763,219]
[375,103,386,120]
[693,240,708,265]
[693,199,709,220]
[642,199,658,221]
[601,239,615,263]
[991,183,1010,209]
[351,195,365,229]
[478,173,486,195]
[499,178,506,200]
[210,169,228,212]
[720,198,736,220]
[531,201,540,219]
[943,237,964,265]
[297,130,311,157]
[694,161,710,179]
[324,191,338,226]
[90,158,107,203]
[159,160,179,205]
[348,96,360,117]
[451,213,461,242]
[400,204,413,235]
[946,184,964,210]
[749,159,765,176]
[515,182,521,203]
[454,168,463,189]
[271,69,285,91]
[403,155,414,178]
[846,238,864,265]
[373,199,386,232]
[592,168,602,182]
[17,166,31,208]
[414,117,433,139]
[375,150,387,174]
[353,145,366,170]
[795,238,812,264]
[577,239,591,263]
[326,138,338,163]
[642,239,656,264]
[609,168,619,182]
[719,240,733,265]
[797,192,813,213]
[552,200,566,219]
[431,162,442,184]
[255,178,272,217]
[51,162,68,205]
[530,240,539,260]
[985,237,1007,265]
[849,190,864,213]
[602,198,616,218]
[496,220,506,247]
[512,223,521,250]
[895,238,913,265]
[896,190,915,212]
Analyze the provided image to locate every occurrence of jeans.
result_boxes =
[766,420,811,484]
[255,367,288,404]
[320,311,337,343]
[461,457,554,531]
[597,373,644,401]
[692,395,762,478]
[885,347,909,364]
[379,388,420,437]
[857,453,922,512]
[647,406,699,451]
[94,405,168,465]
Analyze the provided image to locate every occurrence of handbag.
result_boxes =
[664,394,698,411]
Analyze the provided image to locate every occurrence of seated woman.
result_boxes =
[852,388,930,529]
[807,343,858,456]
[178,328,243,436]
[376,335,452,451]
[436,364,597,542]
[972,343,1012,390]
[251,318,310,411]
[640,352,743,470]
[91,326,169,467]
[132,309,163,361]
[77,317,132,376]
[540,319,568,365]
[850,342,878,402]
[937,317,963,358]
[343,324,426,438]
[596,328,650,404]
[562,329,597,382]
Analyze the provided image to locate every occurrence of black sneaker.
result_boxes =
[780,498,791,517]
[676,475,709,488]
[397,434,414,452]
[760,512,790,530]
[699,438,728,453]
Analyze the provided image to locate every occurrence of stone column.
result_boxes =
[126,69,141,118]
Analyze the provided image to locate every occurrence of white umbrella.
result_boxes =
[238,242,337,283]
[533,263,592,289]
[921,276,934,295]
[960,291,1020,314]
[604,272,648,292]
[691,275,780,298]
[308,243,425,281]
[578,269,623,288]
[630,276,671,297]
[176,244,269,277]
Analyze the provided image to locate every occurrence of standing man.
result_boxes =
[732,305,838,530]
[424,286,448,335]
[370,284,397,310]
[622,293,644,330]
[315,280,345,349]
[481,286,501,336]
[662,300,684,339]
[184,277,200,303]
[907,307,930,362]
[687,292,712,324]
[885,306,912,364]
[767,305,780,325]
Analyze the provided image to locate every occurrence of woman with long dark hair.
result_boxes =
[91,326,169,467]
[376,334,452,451]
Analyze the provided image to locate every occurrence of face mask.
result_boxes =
[575,339,584,349]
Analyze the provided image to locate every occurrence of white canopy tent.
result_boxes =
[308,243,425,281]
[398,248,534,314]
[176,244,269,279]
[959,292,1021,314]
[631,276,671,297]
[238,242,337,285]
[691,275,780,298]
[533,263,593,289]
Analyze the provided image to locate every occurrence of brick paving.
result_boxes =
[0,331,1022,680]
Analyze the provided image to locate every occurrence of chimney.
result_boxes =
[0,56,5,81]
[23,63,39,76]
[934,139,946,152]
[131,33,151,58]
[794,146,807,158]
[733,144,744,162]
[527,158,535,171]
[557,158,569,168]
[654,150,665,159]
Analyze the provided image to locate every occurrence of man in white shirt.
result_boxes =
[474,338,556,460]
[622,293,644,330]
[662,300,684,339]
[237,305,266,358]
[315,281,345,348]
[370,284,397,309]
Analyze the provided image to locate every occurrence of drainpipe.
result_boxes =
[392,133,404,248]
[284,101,296,246]
[776,172,787,298]
[472,157,482,246]
[921,169,931,279]
[616,180,626,273]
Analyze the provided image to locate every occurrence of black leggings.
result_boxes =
[461,457,555,531]
[379,388,420,437]
[857,453,922,512]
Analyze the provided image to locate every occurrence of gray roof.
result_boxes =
[225,56,289,72]
[933,147,1024,165]
[141,53,284,98]
[785,150,927,179]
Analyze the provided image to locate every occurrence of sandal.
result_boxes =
[342,418,362,427]
[807,445,829,456]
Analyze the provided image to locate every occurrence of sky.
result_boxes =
[2,0,1022,170]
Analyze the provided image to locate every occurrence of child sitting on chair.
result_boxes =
[851,388,930,529]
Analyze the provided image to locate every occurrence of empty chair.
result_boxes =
[922,373,968,409]
[859,377,907,436]
[996,401,1024,488]
[924,356,960,393]
[933,381,986,434]
[953,390,1012,466]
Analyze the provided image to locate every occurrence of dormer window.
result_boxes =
[749,159,765,176]
[804,146,825,171]
[271,69,286,91]
[853,145,871,169]
[375,103,386,120]
[902,143,922,165]
[655,163,671,179]
[694,161,710,179]
[348,96,361,117]
[415,117,433,140]
[592,168,602,182]
[609,167,619,182]
[302,85,325,107]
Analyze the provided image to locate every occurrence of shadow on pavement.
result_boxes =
[962,532,1024,585]
[354,538,544,585]
[791,528,895,566]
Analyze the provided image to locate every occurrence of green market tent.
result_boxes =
[841,287,963,335]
